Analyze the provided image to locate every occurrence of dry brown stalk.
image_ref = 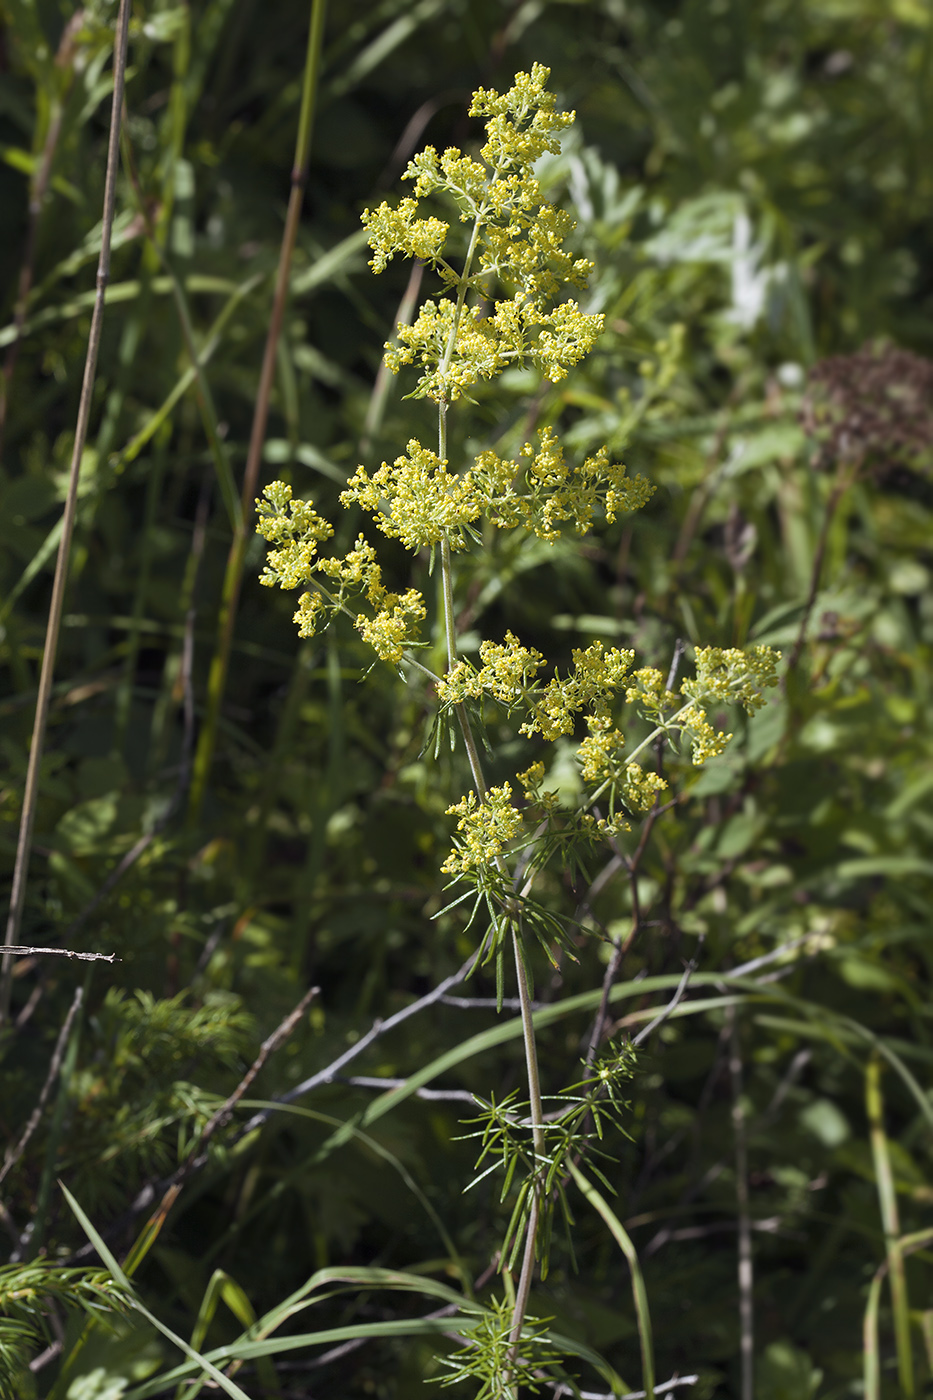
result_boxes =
[0,0,133,1025]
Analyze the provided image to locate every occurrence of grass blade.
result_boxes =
[569,1163,655,1400]
[61,1185,254,1400]
[866,1055,914,1397]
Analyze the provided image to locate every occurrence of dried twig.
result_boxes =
[339,1076,476,1104]
[0,988,83,1189]
[71,986,319,1261]
[238,954,473,1136]
[182,984,320,1175]
[551,1375,699,1399]
[2,948,118,963]
[440,994,529,1011]
[0,0,133,1024]
[632,932,705,1051]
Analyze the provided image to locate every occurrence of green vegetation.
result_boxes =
[1,3,932,1398]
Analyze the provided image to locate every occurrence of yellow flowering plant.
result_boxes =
[258,63,779,1396]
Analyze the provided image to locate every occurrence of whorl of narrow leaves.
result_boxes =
[0,1263,129,1397]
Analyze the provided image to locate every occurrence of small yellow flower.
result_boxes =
[442,784,524,875]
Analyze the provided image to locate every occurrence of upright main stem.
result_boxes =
[437,380,545,1392]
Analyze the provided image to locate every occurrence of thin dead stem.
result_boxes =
[632,933,705,1051]
[2,948,118,963]
[0,987,83,1188]
[70,985,319,1263]
[0,0,133,1025]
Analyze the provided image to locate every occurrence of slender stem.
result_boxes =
[187,0,328,824]
[787,460,857,673]
[728,1009,754,1400]
[0,97,65,466]
[505,920,547,1388]
[433,169,556,1391]
[433,159,540,1393]
[867,1054,914,1397]
[512,925,545,1151]
[0,987,83,1188]
[0,0,132,1025]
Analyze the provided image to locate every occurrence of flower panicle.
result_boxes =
[361,64,601,404]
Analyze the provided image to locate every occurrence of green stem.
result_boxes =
[187,0,328,825]
[867,1054,914,1397]
[432,171,549,1394]
[504,917,546,1393]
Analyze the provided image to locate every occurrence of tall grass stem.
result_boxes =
[866,1053,914,1396]
[0,0,132,1024]
[187,0,328,824]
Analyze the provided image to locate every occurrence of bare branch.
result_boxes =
[632,933,705,1050]
[0,987,83,1189]
[186,985,320,1168]
[552,1374,699,1399]
[3,948,118,963]
[441,994,534,1011]
[238,955,473,1136]
[340,1076,476,1104]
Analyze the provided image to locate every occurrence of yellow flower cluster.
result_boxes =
[577,717,627,784]
[442,783,524,875]
[384,298,604,403]
[257,493,428,665]
[436,636,635,741]
[577,720,667,810]
[355,591,427,665]
[682,645,780,714]
[315,537,427,663]
[482,201,592,304]
[471,61,574,166]
[360,198,449,273]
[342,440,477,552]
[621,763,668,811]
[342,430,650,554]
[679,704,731,766]
[437,632,546,708]
[361,64,605,405]
[625,666,679,716]
[256,481,333,590]
[515,429,654,542]
[522,642,635,741]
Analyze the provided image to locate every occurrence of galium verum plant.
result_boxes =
[258,63,779,1393]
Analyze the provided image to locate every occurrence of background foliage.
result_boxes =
[1,1,932,1397]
